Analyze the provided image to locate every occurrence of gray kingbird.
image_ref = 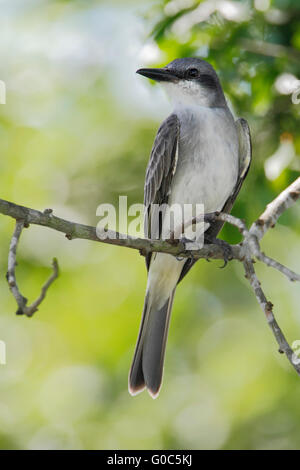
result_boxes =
[129,58,251,398]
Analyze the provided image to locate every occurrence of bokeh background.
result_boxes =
[0,0,300,450]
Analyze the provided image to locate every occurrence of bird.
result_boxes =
[129,58,251,398]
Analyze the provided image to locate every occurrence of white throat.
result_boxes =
[161,80,213,107]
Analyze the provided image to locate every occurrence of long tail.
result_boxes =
[128,289,175,398]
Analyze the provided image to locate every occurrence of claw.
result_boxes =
[204,235,233,268]
[178,236,201,261]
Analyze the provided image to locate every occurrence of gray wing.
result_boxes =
[178,117,252,283]
[236,118,252,181]
[144,113,180,269]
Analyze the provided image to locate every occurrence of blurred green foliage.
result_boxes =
[0,0,299,450]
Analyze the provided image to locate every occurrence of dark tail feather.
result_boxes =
[129,291,175,398]
[128,294,149,396]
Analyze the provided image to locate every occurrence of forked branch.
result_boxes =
[0,176,299,374]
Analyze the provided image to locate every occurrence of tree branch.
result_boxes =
[243,258,300,375]
[0,176,300,376]
[240,38,300,62]
[0,198,240,260]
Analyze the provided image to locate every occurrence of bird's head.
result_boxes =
[137,58,226,108]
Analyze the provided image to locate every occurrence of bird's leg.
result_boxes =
[203,234,233,268]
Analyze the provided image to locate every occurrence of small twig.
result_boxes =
[255,251,300,282]
[6,220,28,311]
[206,212,248,235]
[204,208,300,282]
[243,258,300,376]
[6,220,59,317]
[251,177,300,240]
[24,258,59,317]
[180,210,247,235]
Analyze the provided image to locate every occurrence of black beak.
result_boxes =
[136,67,178,82]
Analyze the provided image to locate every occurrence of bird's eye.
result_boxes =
[187,68,199,79]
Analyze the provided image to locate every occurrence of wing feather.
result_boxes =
[144,114,179,231]
[144,114,180,269]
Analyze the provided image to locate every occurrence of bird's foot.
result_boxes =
[204,235,233,268]
[176,236,202,261]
